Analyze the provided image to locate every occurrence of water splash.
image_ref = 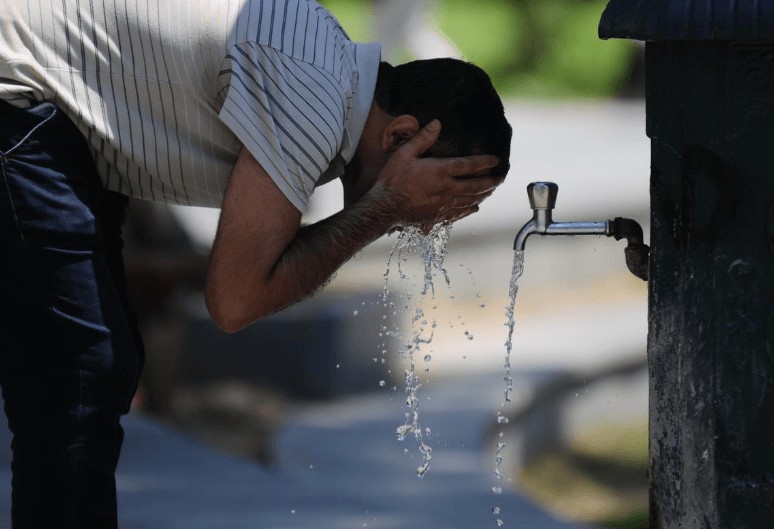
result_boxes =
[384,223,453,478]
[393,224,452,297]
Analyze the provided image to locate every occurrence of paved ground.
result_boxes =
[0,99,649,528]
[0,370,590,529]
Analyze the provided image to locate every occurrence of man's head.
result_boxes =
[343,58,512,204]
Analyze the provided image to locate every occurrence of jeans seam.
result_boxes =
[0,103,61,301]
[2,104,58,161]
[0,163,52,307]
[0,103,92,321]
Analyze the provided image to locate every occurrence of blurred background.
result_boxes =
[111,1,648,528]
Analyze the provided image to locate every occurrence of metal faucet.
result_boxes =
[513,182,650,281]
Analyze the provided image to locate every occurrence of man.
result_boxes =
[0,0,511,527]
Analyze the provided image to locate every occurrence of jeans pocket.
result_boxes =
[0,101,58,161]
[0,100,103,302]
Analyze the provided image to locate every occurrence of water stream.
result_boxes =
[492,249,526,527]
[379,230,528,527]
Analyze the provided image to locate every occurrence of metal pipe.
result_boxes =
[513,181,649,280]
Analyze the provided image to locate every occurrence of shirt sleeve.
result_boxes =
[217,42,347,212]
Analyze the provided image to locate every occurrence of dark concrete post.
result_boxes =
[599,2,774,527]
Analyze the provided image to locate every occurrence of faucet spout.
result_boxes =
[512,182,649,281]
[513,219,538,252]
[513,182,557,251]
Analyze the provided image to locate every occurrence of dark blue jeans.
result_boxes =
[0,101,144,528]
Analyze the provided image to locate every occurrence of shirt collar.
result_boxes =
[315,42,381,188]
[340,42,381,164]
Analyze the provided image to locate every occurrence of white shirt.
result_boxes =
[0,0,380,211]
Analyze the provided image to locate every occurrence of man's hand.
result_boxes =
[371,119,504,229]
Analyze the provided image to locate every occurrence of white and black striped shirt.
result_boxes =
[0,0,380,210]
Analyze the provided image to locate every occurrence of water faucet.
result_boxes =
[513,182,650,281]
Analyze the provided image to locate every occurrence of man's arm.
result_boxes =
[206,120,501,332]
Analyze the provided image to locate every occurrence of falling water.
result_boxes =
[502,250,525,405]
[383,223,452,478]
[492,249,526,527]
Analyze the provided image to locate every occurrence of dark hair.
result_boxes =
[373,58,511,176]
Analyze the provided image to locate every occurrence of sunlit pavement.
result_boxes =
[0,100,648,528]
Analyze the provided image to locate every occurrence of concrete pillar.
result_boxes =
[646,40,774,528]
[599,1,774,526]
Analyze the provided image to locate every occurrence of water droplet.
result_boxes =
[309,464,314,470]
[291,509,296,515]
[424,354,432,363]
[497,519,504,527]
[353,310,359,316]
[379,380,386,387]
[335,364,340,369]
[492,507,501,515]
[396,424,412,441]
[492,486,503,495]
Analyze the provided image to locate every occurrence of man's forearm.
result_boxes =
[208,183,397,332]
[265,184,396,311]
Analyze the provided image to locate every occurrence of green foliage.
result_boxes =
[597,510,649,529]
[321,0,373,42]
[321,0,638,99]
[525,0,637,97]
[434,0,527,85]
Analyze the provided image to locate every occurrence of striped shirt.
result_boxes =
[0,0,380,211]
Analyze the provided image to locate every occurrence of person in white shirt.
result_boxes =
[0,0,511,526]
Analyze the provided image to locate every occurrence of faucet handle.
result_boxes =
[527,182,558,210]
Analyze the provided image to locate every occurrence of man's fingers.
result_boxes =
[434,205,480,227]
[400,119,442,158]
[437,154,500,178]
[446,175,503,197]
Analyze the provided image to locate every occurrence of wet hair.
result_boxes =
[373,58,512,176]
